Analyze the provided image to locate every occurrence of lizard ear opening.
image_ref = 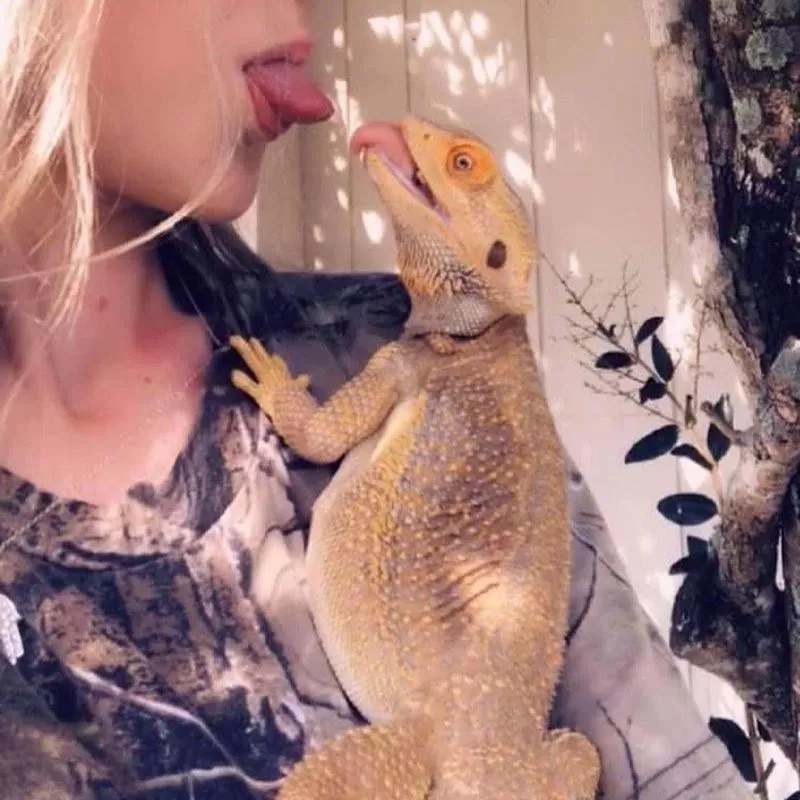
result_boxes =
[486,240,507,269]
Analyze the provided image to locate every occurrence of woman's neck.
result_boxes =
[2,206,186,416]
[0,202,213,502]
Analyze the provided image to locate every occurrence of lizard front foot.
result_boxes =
[230,335,311,419]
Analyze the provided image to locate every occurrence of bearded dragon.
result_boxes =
[230,116,601,799]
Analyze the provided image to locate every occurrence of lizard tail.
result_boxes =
[277,715,433,800]
[532,729,601,799]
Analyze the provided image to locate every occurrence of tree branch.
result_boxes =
[641,0,800,763]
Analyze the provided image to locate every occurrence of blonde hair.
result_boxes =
[0,0,104,328]
[0,0,240,330]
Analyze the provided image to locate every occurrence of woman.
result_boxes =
[0,1,751,798]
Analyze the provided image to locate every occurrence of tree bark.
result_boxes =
[640,0,800,764]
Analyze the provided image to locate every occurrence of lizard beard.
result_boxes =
[396,231,509,338]
[403,294,505,338]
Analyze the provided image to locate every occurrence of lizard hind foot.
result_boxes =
[532,729,601,800]
[278,718,433,800]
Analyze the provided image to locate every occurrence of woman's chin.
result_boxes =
[192,194,258,224]
[192,161,264,222]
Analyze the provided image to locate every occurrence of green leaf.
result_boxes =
[638,377,667,404]
[595,351,633,370]
[668,554,708,575]
[686,535,709,556]
[707,422,731,462]
[651,334,675,382]
[625,425,679,464]
[671,444,714,471]
[669,535,710,574]
[657,493,718,526]
[708,717,756,783]
[634,316,664,345]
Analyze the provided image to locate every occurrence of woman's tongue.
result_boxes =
[350,122,416,179]
[246,61,334,126]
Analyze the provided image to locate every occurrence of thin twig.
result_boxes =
[692,299,708,405]
[621,259,638,353]
[700,401,755,447]
[746,705,770,800]
[546,254,728,500]
[131,766,281,797]
[549,257,686,414]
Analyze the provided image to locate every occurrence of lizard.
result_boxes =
[229,115,601,799]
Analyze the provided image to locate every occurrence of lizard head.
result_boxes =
[351,116,535,336]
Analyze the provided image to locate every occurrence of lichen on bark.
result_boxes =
[745,27,796,70]
[733,95,763,134]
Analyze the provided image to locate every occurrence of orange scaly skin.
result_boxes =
[230,116,601,799]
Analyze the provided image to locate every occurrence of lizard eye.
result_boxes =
[446,143,492,184]
[451,151,474,171]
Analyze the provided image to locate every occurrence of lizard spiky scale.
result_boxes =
[231,115,601,798]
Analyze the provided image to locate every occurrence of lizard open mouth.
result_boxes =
[351,122,449,221]
[385,159,449,220]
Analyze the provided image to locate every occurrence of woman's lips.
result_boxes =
[245,61,334,139]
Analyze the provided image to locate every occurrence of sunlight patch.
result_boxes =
[347,94,364,135]
[666,157,681,212]
[567,251,581,278]
[470,11,490,38]
[367,15,405,44]
[361,211,386,244]
[536,77,557,129]
[446,62,465,96]
[333,79,348,125]
[665,278,694,359]
[417,12,454,55]
[504,150,544,205]
[509,124,528,144]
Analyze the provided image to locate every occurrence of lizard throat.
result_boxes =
[404,295,504,338]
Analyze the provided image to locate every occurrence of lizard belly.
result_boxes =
[306,393,428,723]
[305,332,572,734]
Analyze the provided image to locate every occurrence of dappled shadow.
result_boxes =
[299,6,536,274]
[254,2,795,792]
[293,0,693,629]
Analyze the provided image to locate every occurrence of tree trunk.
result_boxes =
[640,0,800,764]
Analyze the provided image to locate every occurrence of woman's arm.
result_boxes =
[556,457,751,799]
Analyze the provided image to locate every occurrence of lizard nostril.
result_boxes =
[486,240,507,269]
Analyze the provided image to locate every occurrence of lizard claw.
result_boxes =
[229,336,310,418]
